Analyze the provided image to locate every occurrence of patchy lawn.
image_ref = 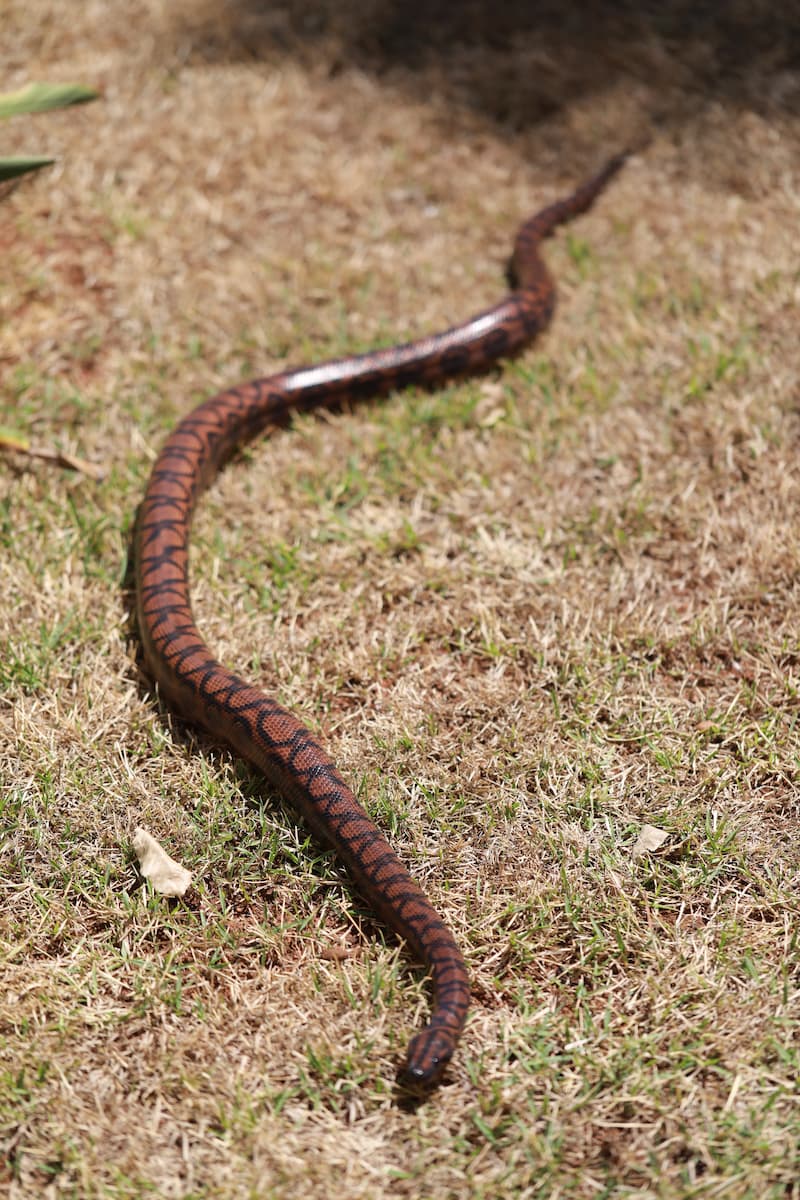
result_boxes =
[2,2,799,1196]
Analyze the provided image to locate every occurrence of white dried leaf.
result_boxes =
[631,824,669,859]
[132,827,192,897]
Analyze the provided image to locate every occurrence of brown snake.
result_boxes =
[135,154,626,1085]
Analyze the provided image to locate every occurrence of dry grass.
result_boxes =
[2,2,800,1197]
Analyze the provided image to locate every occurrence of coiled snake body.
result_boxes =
[135,155,625,1084]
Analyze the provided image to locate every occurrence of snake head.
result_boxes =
[401,1025,457,1089]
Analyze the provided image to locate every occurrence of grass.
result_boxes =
[2,1,800,1197]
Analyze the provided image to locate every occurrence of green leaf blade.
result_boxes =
[0,82,98,119]
[0,155,56,181]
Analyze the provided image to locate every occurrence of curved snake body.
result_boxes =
[135,155,625,1084]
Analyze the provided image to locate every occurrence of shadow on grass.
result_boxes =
[166,0,800,132]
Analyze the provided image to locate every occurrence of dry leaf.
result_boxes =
[132,827,192,897]
[321,944,356,962]
[631,824,670,860]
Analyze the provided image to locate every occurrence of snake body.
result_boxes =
[135,154,625,1084]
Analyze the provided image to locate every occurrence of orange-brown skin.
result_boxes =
[135,155,626,1085]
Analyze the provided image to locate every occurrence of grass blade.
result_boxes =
[0,81,98,118]
[0,155,56,180]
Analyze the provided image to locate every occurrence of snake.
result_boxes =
[135,153,626,1086]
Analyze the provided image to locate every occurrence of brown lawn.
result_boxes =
[2,3,799,1197]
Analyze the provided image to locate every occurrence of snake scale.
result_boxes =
[135,153,625,1085]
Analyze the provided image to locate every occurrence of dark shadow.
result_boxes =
[165,0,800,134]
[392,1071,441,1110]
